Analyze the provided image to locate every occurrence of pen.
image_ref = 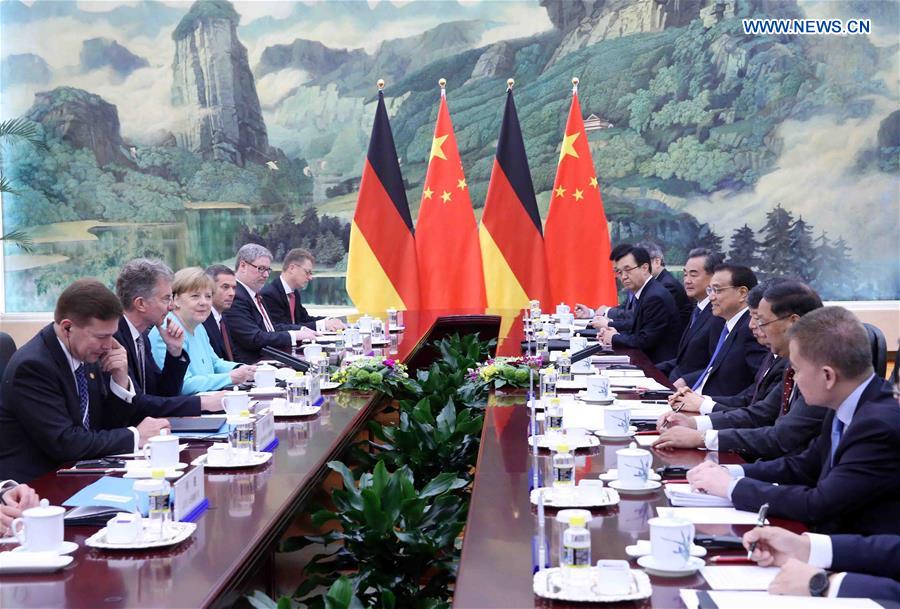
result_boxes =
[57,467,125,475]
[709,555,756,565]
[746,502,770,559]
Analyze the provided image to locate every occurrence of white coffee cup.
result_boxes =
[603,405,631,436]
[11,500,65,552]
[142,433,179,468]
[569,336,588,352]
[615,446,652,489]
[357,315,373,333]
[648,516,695,570]
[254,364,277,387]
[303,344,323,360]
[206,443,232,467]
[585,375,610,398]
[595,559,632,595]
[222,390,250,416]
[106,513,142,544]
[558,312,575,327]
[556,303,571,316]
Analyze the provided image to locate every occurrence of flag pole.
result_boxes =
[507,78,514,92]
[572,76,579,95]
[377,78,385,91]
[439,77,446,99]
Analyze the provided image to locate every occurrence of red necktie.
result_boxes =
[255,294,275,331]
[287,292,297,324]
[219,318,234,361]
[780,367,796,415]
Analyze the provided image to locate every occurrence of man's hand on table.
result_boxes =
[686,461,732,497]
[743,526,811,567]
[657,411,696,430]
[653,426,704,450]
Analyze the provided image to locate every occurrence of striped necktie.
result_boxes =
[75,364,90,429]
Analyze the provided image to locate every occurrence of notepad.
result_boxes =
[634,435,659,447]
[656,507,768,525]
[700,566,779,590]
[665,484,733,508]
[680,589,883,609]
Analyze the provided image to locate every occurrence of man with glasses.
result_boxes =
[655,280,827,460]
[261,248,344,331]
[115,258,219,415]
[672,263,767,397]
[0,280,171,482]
[596,246,680,364]
[225,243,317,363]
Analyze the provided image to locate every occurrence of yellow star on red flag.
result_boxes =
[430,134,448,161]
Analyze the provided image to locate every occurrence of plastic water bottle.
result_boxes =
[551,443,575,488]
[557,350,572,381]
[148,469,172,540]
[562,515,592,589]
[540,366,557,398]
[545,397,564,446]
[536,330,549,357]
[229,410,255,459]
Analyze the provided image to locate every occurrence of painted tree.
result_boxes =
[728,224,761,270]
[814,232,855,299]
[0,118,47,251]
[787,215,817,282]
[759,204,795,277]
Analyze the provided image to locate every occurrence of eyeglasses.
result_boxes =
[757,315,792,328]
[245,261,272,275]
[614,265,639,276]
[300,267,314,278]
[705,285,735,296]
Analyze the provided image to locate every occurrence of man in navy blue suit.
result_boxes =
[224,243,317,363]
[260,248,344,331]
[0,280,171,482]
[638,241,693,332]
[203,264,237,361]
[688,306,900,535]
[114,259,220,414]
[742,526,900,601]
[596,246,681,364]
[673,263,767,396]
[656,248,722,380]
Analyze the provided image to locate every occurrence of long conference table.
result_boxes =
[3,311,800,609]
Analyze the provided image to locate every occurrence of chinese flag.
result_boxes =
[346,90,419,313]
[544,89,617,307]
[415,92,486,310]
[480,89,550,311]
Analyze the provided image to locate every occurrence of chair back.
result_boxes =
[863,323,887,378]
[0,332,17,381]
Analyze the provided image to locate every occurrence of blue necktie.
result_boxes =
[692,326,729,391]
[829,418,845,468]
[75,364,90,429]
[689,305,700,328]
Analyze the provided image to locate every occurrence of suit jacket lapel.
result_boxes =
[677,305,710,357]
[826,378,890,474]
[237,282,264,326]
[42,326,80,417]
[707,310,747,376]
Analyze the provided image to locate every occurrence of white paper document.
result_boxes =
[656,507,769,525]
[665,483,733,508]
[700,566,779,590]
[608,377,669,391]
[634,435,659,447]
[680,589,882,609]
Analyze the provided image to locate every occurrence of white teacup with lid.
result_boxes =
[142,428,179,468]
[254,364,277,388]
[11,499,65,553]
[615,443,652,489]
[223,387,250,416]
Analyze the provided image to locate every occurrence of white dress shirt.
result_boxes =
[238,279,304,342]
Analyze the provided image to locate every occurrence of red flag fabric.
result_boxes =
[415,92,486,310]
[544,89,617,307]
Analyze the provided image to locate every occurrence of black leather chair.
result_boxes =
[0,332,17,381]
[863,323,887,379]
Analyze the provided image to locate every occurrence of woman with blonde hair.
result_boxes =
[149,267,255,394]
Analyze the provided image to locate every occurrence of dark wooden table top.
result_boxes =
[0,310,510,609]
[453,346,802,609]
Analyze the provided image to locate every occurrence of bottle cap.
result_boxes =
[240,409,251,417]
[151,468,166,479]
[569,515,586,527]
[556,443,569,453]
[550,397,560,405]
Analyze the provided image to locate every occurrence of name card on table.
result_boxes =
[254,410,276,452]
[173,463,206,522]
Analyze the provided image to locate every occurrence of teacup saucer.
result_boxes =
[576,391,615,405]
[625,540,706,558]
[12,540,78,556]
[636,555,704,577]
[608,479,662,495]
[598,469,661,483]
[592,426,637,441]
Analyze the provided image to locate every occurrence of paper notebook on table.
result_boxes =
[63,476,137,525]
[700,566,779,590]
[665,484,733,508]
[680,589,884,609]
[656,507,768,525]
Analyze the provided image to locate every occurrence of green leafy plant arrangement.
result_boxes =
[457,355,542,405]
[330,356,420,398]
[280,460,468,609]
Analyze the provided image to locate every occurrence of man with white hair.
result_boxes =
[224,243,316,363]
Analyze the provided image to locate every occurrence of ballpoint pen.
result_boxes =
[746,502,770,559]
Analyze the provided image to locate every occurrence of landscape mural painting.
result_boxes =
[1,0,897,312]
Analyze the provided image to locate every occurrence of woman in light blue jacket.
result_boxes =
[150,267,255,394]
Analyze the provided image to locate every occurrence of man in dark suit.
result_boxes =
[260,248,344,331]
[575,243,635,322]
[674,264,767,396]
[203,264,236,360]
[114,259,218,415]
[655,280,826,460]
[0,280,171,482]
[596,246,681,364]
[688,307,900,535]
[224,243,316,363]
[657,248,722,380]
[743,526,900,601]
[638,240,692,332]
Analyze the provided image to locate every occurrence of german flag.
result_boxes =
[480,88,550,312]
[346,89,420,313]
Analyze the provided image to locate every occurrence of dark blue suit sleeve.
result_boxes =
[224,292,293,352]
[838,573,900,602]
[831,535,900,579]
